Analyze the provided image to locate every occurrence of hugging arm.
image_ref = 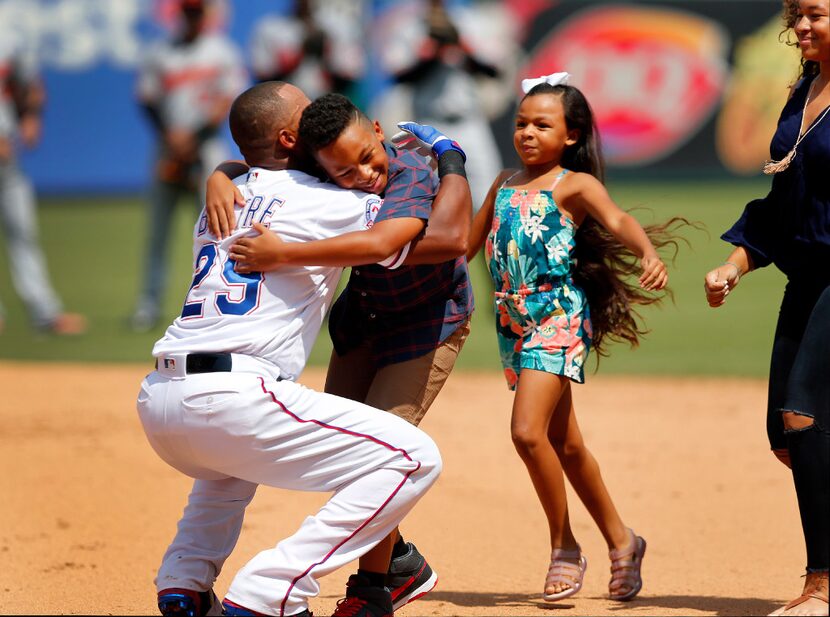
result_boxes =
[230,165,464,271]
[229,217,425,272]
[402,170,471,264]
[228,171,470,271]
[230,121,474,270]
[205,161,251,238]
[390,122,473,264]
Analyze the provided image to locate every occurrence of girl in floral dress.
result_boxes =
[467,74,684,604]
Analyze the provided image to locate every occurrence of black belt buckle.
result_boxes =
[185,353,233,374]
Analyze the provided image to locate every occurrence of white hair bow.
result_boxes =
[521,72,571,93]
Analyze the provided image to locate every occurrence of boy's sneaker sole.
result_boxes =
[388,542,439,611]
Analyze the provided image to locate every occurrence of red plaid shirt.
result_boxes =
[328,144,474,367]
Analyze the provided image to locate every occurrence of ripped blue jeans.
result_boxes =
[768,279,829,573]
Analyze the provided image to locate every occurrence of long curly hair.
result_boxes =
[523,83,692,357]
[781,0,821,80]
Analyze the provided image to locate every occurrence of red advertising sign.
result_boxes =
[522,4,730,166]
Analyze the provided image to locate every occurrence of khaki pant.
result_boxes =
[324,319,471,426]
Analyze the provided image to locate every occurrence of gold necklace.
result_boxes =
[763,76,830,175]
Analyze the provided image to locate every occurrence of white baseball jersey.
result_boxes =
[136,32,247,131]
[153,167,390,381]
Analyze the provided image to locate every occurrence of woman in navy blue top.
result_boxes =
[705,2,829,614]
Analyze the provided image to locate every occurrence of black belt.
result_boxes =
[155,353,233,373]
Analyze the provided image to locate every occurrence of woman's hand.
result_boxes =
[229,223,284,273]
[639,254,668,291]
[704,262,741,307]
[206,170,245,239]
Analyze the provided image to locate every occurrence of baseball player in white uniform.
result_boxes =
[0,36,86,335]
[131,0,247,332]
[137,82,439,617]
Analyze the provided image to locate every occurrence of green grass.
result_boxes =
[0,178,783,376]
[589,179,784,377]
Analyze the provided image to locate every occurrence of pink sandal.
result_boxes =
[543,546,587,602]
[608,529,646,601]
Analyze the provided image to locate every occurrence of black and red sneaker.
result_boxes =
[331,574,393,617]
[387,542,438,611]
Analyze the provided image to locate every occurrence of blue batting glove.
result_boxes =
[393,121,466,161]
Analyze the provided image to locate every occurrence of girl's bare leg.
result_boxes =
[547,382,630,552]
[548,381,648,600]
[512,369,578,595]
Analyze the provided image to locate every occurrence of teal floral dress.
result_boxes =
[485,170,592,389]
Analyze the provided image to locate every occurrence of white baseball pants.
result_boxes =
[137,359,442,616]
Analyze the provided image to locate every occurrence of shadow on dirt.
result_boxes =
[423,591,780,616]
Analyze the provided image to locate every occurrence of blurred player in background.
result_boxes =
[0,37,86,335]
[130,0,246,332]
[391,0,504,212]
[248,0,365,103]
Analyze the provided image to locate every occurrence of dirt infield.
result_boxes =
[0,362,806,616]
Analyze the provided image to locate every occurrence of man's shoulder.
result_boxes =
[242,168,372,200]
[241,168,380,231]
[238,167,309,188]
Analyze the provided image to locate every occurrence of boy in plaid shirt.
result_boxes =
[206,93,473,616]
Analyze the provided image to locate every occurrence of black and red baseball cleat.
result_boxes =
[387,542,438,611]
[331,574,393,617]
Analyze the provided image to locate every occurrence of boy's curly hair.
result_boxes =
[298,93,367,152]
